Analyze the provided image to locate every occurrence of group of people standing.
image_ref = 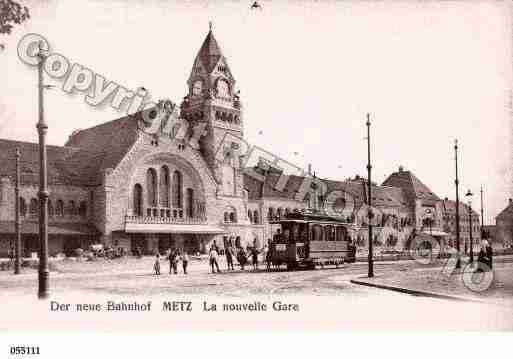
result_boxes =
[208,240,270,273]
[153,248,189,276]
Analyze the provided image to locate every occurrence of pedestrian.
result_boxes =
[237,246,247,270]
[209,245,221,273]
[181,250,189,274]
[264,243,272,271]
[485,240,493,270]
[476,240,489,273]
[249,246,259,270]
[154,253,161,275]
[169,249,179,274]
[225,245,235,270]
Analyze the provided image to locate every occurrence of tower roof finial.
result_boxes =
[209,21,213,32]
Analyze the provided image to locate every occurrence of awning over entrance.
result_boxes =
[125,222,228,234]
[421,230,449,236]
[0,221,100,236]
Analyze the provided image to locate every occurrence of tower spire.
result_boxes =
[209,21,213,32]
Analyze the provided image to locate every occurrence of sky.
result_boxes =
[0,0,511,224]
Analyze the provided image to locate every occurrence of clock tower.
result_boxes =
[180,25,245,197]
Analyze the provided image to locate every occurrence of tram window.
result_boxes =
[282,229,291,243]
[312,225,323,241]
[291,223,300,243]
[325,226,334,241]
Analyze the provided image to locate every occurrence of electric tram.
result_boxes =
[269,210,356,270]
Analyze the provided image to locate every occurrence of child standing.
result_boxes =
[154,253,161,275]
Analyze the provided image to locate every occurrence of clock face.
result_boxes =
[192,80,203,96]
[216,79,230,98]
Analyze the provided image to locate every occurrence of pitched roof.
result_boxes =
[496,200,513,220]
[196,29,224,73]
[442,199,479,217]
[0,114,140,186]
[243,170,407,210]
[382,169,440,206]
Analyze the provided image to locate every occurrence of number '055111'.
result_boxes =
[10,346,40,355]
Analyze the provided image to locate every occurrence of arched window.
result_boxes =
[172,170,183,208]
[248,210,253,223]
[48,200,54,217]
[229,212,236,223]
[78,201,87,217]
[68,200,76,215]
[224,212,229,223]
[146,168,157,207]
[19,197,27,217]
[186,188,194,218]
[56,200,64,217]
[159,166,170,207]
[29,198,38,216]
[133,184,143,216]
[267,207,274,221]
[253,210,259,224]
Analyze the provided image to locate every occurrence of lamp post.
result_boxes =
[480,186,484,238]
[36,42,50,299]
[366,113,373,278]
[465,189,474,263]
[454,140,461,269]
[14,148,21,274]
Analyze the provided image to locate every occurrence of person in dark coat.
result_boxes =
[180,250,189,274]
[485,240,493,270]
[476,240,492,272]
[249,246,259,270]
[225,245,235,270]
[169,249,179,274]
[237,246,247,270]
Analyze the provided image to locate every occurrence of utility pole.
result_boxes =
[37,42,49,299]
[366,113,373,278]
[466,190,474,263]
[14,148,21,275]
[480,186,484,236]
[454,140,461,270]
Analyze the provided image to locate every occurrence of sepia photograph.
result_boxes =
[1,0,513,348]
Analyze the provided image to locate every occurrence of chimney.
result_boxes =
[398,165,404,173]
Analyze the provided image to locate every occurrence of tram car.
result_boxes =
[269,210,356,270]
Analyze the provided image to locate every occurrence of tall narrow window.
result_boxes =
[247,210,253,223]
[133,184,143,216]
[172,170,183,208]
[56,200,64,216]
[146,168,157,206]
[253,210,259,224]
[78,201,87,217]
[268,207,274,221]
[159,166,170,207]
[186,188,194,218]
[29,198,38,216]
[224,212,229,223]
[19,197,27,217]
[48,200,54,217]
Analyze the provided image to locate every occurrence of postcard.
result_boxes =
[1,0,512,346]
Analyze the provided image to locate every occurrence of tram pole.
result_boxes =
[14,148,21,275]
[454,140,461,270]
[366,113,374,278]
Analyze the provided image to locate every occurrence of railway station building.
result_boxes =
[0,28,454,257]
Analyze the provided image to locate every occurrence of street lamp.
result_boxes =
[465,189,474,263]
[36,42,50,299]
[454,140,461,269]
[366,113,373,278]
[14,148,21,275]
